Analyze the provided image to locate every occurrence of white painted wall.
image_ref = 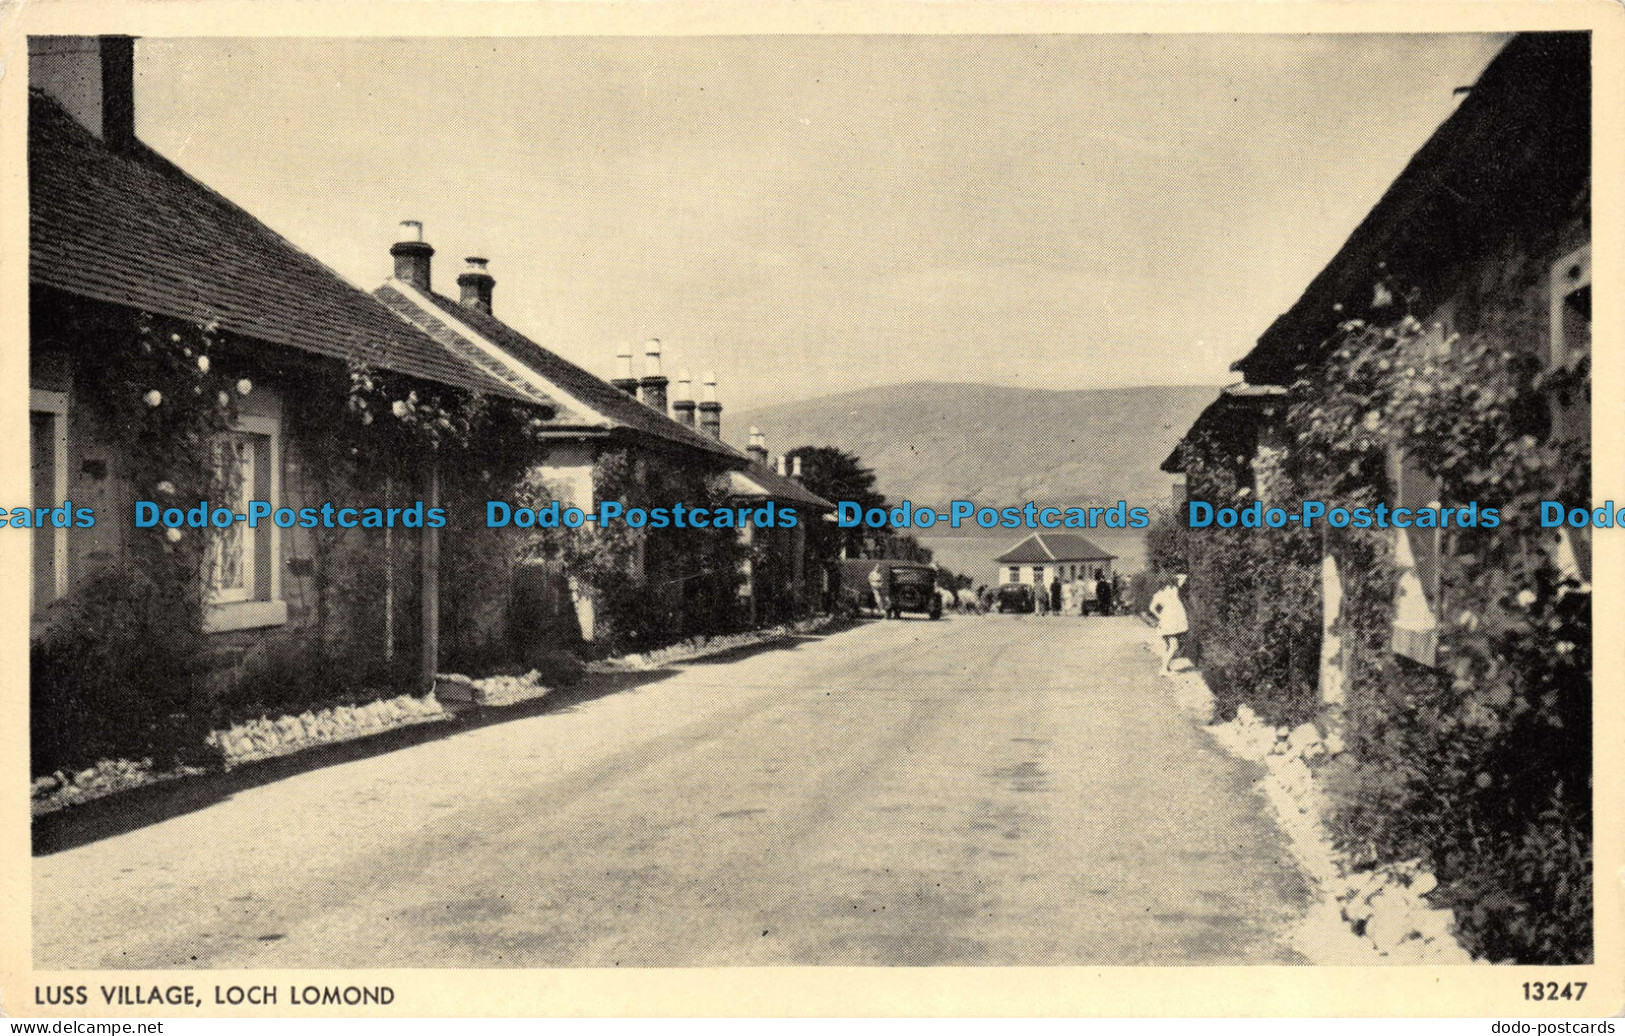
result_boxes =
[533,442,597,641]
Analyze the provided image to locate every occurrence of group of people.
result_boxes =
[864,560,1191,681]
[1037,570,1119,617]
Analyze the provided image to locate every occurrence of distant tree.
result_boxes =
[1144,504,1188,575]
[786,445,890,559]
[787,445,950,607]
[877,534,933,564]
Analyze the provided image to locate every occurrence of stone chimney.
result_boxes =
[747,427,768,466]
[639,338,668,414]
[671,369,696,427]
[610,345,639,396]
[457,257,494,314]
[697,372,722,440]
[29,36,136,151]
[391,221,433,292]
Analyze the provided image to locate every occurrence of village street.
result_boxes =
[33,616,1308,968]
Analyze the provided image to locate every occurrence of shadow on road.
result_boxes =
[680,627,851,665]
[32,627,850,857]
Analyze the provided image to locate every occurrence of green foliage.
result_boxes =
[1129,505,1189,614]
[31,569,217,774]
[1295,314,1592,964]
[513,450,747,655]
[1152,296,1592,962]
[32,311,559,776]
[787,445,888,561]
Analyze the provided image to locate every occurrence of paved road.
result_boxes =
[34,615,1307,967]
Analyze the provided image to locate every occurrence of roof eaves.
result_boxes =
[993,533,1040,564]
[730,463,836,509]
[1230,33,1586,382]
[377,280,589,416]
[420,291,750,464]
[1161,383,1283,472]
[30,93,532,401]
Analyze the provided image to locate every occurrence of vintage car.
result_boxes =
[995,582,1036,614]
[838,559,942,619]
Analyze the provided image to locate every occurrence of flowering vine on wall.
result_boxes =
[1170,272,1592,964]
[33,311,260,775]
[33,310,563,776]
[1287,306,1590,965]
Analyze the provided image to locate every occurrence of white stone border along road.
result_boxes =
[30,693,449,818]
[29,758,210,819]
[31,614,844,818]
[1147,626,1480,965]
[582,614,841,674]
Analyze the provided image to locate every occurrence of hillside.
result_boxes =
[728,381,1216,517]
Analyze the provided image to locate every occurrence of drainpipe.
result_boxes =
[421,463,441,692]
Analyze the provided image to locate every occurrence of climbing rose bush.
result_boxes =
[1159,300,1591,964]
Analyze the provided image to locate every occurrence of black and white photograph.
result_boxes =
[6,5,1616,1017]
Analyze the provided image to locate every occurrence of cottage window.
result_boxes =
[1007,567,1020,583]
[208,434,256,602]
[30,390,69,611]
[203,413,286,633]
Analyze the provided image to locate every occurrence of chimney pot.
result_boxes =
[391,222,434,292]
[746,425,768,465]
[671,368,697,427]
[610,344,639,396]
[791,455,803,479]
[639,338,668,414]
[697,372,722,440]
[456,256,495,314]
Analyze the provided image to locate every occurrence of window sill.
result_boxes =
[204,599,288,634]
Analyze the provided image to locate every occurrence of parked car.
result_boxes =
[838,559,943,619]
[995,583,1036,614]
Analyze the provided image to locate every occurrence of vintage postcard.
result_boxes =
[0,0,1620,1019]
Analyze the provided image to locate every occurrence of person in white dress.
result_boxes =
[1149,574,1189,676]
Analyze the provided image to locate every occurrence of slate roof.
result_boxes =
[377,283,744,461]
[1159,383,1288,473]
[1231,32,1589,386]
[28,91,540,403]
[995,532,1117,565]
[727,462,835,511]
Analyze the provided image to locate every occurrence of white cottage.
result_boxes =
[994,531,1116,589]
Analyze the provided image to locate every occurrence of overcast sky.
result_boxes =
[134,34,1508,413]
